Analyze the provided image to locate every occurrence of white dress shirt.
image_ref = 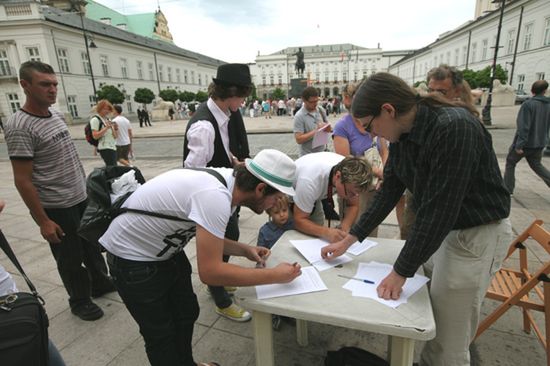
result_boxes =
[184,98,232,168]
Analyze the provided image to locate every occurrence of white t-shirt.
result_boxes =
[0,264,18,296]
[112,115,132,146]
[293,152,344,213]
[100,168,236,261]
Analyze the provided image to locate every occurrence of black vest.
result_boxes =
[182,102,250,168]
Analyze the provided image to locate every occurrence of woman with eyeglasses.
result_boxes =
[322,72,511,366]
[333,82,388,236]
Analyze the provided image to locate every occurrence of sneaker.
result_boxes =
[71,302,104,321]
[91,278,117,298]
[215,303,251,322]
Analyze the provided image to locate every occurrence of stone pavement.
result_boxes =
[0,105,549,365]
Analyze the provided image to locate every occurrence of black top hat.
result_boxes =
[213,63,252,87]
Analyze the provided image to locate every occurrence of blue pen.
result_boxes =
[338,274,375,284]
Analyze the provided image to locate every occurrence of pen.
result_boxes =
[338,274,375,284]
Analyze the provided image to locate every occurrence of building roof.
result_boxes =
[85,0,161,41]
[271,43,374,56]
[41,5,226,67]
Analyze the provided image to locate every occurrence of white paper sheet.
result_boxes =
[312,124,331,148]
[342,261,429,308]
[346,238,378,256]
[255,266,328,299]
[290,239,353,271]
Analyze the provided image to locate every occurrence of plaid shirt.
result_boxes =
[350,104,510,277]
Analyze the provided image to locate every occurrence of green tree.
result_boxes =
[462,69,479,89]
[195,90,208,102]
[178,91,195,102]
[133,88,155,105]
[159,89,179,102]
[413,80,426,88]
[475,64,508,88]
[96,85,124,104]
[271,87,286,100]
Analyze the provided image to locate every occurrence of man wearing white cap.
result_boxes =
[99,149,300,366]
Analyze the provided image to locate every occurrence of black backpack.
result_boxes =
[84,115,103,147]
[325,346,389,366]
[78,166,227,245]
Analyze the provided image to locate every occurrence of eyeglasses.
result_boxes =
[343,182,359,199]
[427,88,449,96]
[362,115,376,133]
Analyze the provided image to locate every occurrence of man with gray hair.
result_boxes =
[504,80,550,193]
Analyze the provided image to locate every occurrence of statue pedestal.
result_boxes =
[290,78,308,98]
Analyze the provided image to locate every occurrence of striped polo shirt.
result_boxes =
[5,109,86,208]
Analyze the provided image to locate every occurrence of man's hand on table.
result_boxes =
[272,262,302,283]
[377,270,406,300]
[323,227,347,243]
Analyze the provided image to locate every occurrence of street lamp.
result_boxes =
[76,9,97,98]
[482,0,506,126]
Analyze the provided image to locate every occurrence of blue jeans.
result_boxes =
[107,251,200,366]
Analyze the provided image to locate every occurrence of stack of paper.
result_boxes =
[255,266,328,300]
[346,238,378,256]
[342,262,429,308]
[290,239,352,271]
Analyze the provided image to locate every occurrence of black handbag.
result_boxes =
[0,230,50,366]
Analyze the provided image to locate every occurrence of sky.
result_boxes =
[94,0,477,63]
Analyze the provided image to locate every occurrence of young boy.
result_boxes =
[257,195,294,250]
[257,195,294,330]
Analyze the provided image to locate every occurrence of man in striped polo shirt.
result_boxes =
[4,61,114,321]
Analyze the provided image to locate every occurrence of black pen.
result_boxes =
[338,274,375,284]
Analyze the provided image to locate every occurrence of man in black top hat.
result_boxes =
[183,63,253,322]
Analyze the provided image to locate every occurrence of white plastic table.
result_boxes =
[236,230,435,366]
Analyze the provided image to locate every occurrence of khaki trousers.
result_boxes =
[420,218,511,366]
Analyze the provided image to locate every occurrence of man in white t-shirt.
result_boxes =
[100,149,301,366]
[112,105,133,166]
[293,152,373,243]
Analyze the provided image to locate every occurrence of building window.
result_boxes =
[184,69,188,83]
[7,93,20,113]
[57,48,70,73]
[159,65,164,81]
[67,95,78,118]
[462,46,467,66]
[26,47,40,61]
[137,61,143,80]
[0,49,12,76]
[342,71,347,83]
[507,30,515,55]
[536,72,546,80]
[517,74,525,92]
[176,68,181,83]
[120,58,128,79]
[471,42,477,63]
[278,74,282,85]
[126,94,133,113]
[148,63,154,80]
[544,17,550,46]
[482,39,488,60]
[191,71,195,84]
[325,71,329,82]
[454,49,459,66]
[270,75,274,86]
[523,23,533,50]
[333,71,338,82]
[167,66,172,82]
[197,72,201,85]
[262,75,266,86]
[446,51,451,65]
[81,52,91,75]
[100,55,109,76]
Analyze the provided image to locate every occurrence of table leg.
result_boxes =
[252,311,274,366]
[389,336,415,366]
[296,319,308,346]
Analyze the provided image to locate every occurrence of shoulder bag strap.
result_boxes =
[0,230,40,297]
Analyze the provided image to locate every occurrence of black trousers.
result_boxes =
[44,200,111,308]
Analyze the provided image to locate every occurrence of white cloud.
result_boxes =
[95,0,475,63]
